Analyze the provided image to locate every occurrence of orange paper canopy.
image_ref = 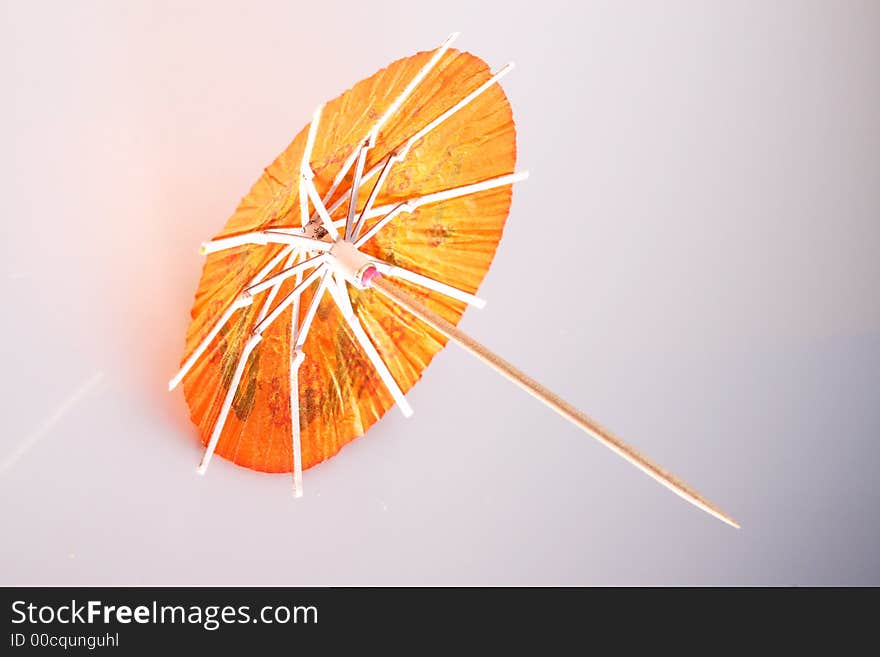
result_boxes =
[180,47,516,472]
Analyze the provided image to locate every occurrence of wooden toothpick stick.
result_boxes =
[371,275,740,529]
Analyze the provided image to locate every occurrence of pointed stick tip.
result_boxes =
[703,504,740,529]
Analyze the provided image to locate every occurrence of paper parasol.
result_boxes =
[170,34,738,529]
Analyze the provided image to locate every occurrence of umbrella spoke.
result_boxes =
[253,248,307,494]
[288,259,307,498]
[245,253,325,296]
[368,258,485,309]
[254,249,302,326]
[302,174,340,240]
[201,230,331,255]
[285,267,339,496]
[300,104,323,228]
[197,332,262,475]
[389,63,514,162]
[340,170,528,241]
[369,33,459,148]
[306,143,365,232]
[354,201,414,247]
[327,275,413,417]
[300,103,340,240]
[284,269,334,495]
[301,104,323,174]
[289,349,306,497]
[168,245,296,391]
[361,171,529,223]
[253,264,326,336]
[344,140,370,240]
[169,296,253,393]
[295,271,330,350]
[351,153,395,239]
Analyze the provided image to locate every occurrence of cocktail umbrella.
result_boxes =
[170,34,738,528]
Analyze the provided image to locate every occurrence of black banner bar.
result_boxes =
[0,587,872,651]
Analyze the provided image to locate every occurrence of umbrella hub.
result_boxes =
[327,239,377,289]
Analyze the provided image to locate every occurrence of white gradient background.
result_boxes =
[1,0,878,585]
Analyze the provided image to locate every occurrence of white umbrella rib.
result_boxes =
[326,274,413,417]
[168,244,296,391]
[368,258,485,309]
[288,257,306,497]
[359,171,529,225]
[201,230,331,255]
